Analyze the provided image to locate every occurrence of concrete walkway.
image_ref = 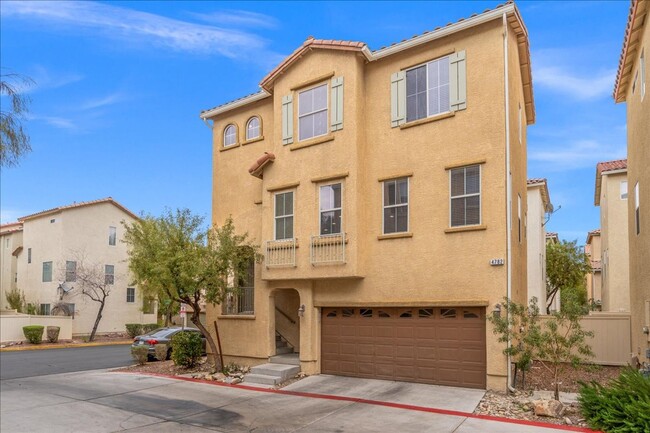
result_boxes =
[1,370,597,433]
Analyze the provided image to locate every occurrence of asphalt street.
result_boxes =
[0,345,132,380]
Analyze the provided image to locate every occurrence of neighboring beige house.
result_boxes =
[545,232,559,244]
[595,159,630,313]
[0,222,24,309]
[614,0,650,363]
[526,178,552,310]
[201,2,533,390]
[5,198,156,336]
[585,229,602,308]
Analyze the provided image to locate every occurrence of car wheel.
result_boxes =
[166,348,172,360]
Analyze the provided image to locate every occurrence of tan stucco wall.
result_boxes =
[16,203,156,335]
[625,17,650,362]
[600,172,630,312]
[0,229,22,310]
[207,18,530,390]
[526,186,546,308]
[586,234,602,303]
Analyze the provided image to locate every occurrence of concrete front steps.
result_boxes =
[244,359,300,387]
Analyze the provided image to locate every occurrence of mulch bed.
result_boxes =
[519,360,623,393]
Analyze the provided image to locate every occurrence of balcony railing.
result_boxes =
[265,238,297,267]
[310,233,346,265]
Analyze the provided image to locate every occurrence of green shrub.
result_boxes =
[579,367,650,433]
[125,324,142,338]
[154,344,169,361]
[142,323,159,333]
[22,325,44,344]
[130,346,149,365]
[46,326,60,343]
[171,331,202,368]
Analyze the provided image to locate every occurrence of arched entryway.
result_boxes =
[271,288,301,355]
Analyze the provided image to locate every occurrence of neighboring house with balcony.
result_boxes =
[595,159,630,313]
[614,0,649,363]
[526,178,552,310]
[201,1,533,390]
[585,229,602,309]
[4,198,156,335]
[0,222,24,310]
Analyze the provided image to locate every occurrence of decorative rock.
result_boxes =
[226,377,242,384]
[533,399,564,418]
[564,417,573,425]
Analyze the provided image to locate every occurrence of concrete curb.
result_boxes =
[0,340,132,352]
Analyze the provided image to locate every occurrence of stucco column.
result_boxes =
[296,282,318,374]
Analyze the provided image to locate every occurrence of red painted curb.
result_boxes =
[114,371,601,433]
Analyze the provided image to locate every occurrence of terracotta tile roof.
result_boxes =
[527,178,546,185]
[595,159,627,205]
[18,197,138,222]
[249,152,276,179]
[545,232,559,244]
[0,222,23,235]
[614,0,648,102]
[589,228,601,235]
[591,260,602,271]
[527,178,552,211]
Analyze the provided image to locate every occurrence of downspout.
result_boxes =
[503,12,516,393]
[202,117,214,129]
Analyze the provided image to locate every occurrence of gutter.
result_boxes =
[503,12,516,394]
[200,90,271,120]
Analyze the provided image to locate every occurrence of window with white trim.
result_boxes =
[105,264,115,285]
[518,194,522,243]
[274,191,294,240]
[42,261,52,282]
[621,181,628,200]
[635,182,640,235]
[320,183,342,235]
[40,304,50,316]
[383,178,409,234]
[126,287,135,303]
[246,116,260,140]
[109,226,116,246]
[298,84,328,141]
[27,248,31,264]
[223,124,237,147]
[65,261,76,282]
[406,55,450,122]
[450,165,481,227]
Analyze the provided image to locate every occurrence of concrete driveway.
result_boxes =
[0,370,590,433]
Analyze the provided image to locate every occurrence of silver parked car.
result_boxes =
[131,326,206,360]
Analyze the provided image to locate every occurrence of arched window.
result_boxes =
[223,124,237,147]
[246,117,261,140]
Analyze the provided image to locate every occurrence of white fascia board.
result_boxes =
[601,169,627,176]
[370,4,515,61]
[200,90,271,119]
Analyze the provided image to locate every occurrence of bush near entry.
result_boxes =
[170,331,202,368]
[579,367,650,433]
[131,346,149,365]
[22,325,44,344]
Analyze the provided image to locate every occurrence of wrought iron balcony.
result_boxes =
[265,238,297,267]
[310,233,346,265]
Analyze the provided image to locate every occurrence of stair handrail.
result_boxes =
[275,306,296,324]
[275,330,295,349]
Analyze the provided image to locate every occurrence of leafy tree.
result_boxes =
[489,295,594,400]
[546,240,591,314]
[5,287,26,312]
[123,209,260,371]
[1,71,34,167]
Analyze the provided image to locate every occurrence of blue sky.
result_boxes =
[0,1,629,245]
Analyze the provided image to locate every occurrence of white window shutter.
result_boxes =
[391,71,406,127]
[282,94,294,145]
[449,50,467,111]
[331,76,344,131]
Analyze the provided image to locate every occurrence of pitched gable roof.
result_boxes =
[614,0,648,102]
[527,178,553,212]
[594,159,628,205]
[18,197,138,222]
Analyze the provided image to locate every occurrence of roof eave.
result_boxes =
[200,90,271,120]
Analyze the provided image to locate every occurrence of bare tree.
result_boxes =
[1,70,35,167]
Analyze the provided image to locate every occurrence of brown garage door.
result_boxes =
[321,307,486,389]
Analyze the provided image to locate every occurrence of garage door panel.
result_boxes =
[321,306,486,389]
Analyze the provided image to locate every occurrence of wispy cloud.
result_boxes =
[535,66,615,101]
[190,10,279,29]
[2,1,277,61]
[26,113,77,130]
[26,65,84,93]
[79,92,128,110]
[529,138,626,171]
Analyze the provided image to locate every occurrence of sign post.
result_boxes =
[180,303,187,329]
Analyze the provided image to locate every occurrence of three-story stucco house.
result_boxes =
[526,178,552,310]
[201,1,533,390]
[5,198,156,336]
[614,0,649,365]
[595,159,630,313]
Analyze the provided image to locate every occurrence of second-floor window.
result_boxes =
[109,226,117,246]
[246,116,260,140]
[126,287,135,303]
[223,124,237,147]
[450,165,481,227]
[66,261,77,282]
[621,181,628,200]
[406,55,450,122]
[27,247,31,264]
[635,182,640,235]
[275,191,294,240]
[320,183,342,235]
[105,265,115,285]
[42,261,52,282]
[383,178,409,234]
[299,84,327,141]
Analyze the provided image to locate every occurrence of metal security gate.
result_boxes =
[321,307,486,389]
